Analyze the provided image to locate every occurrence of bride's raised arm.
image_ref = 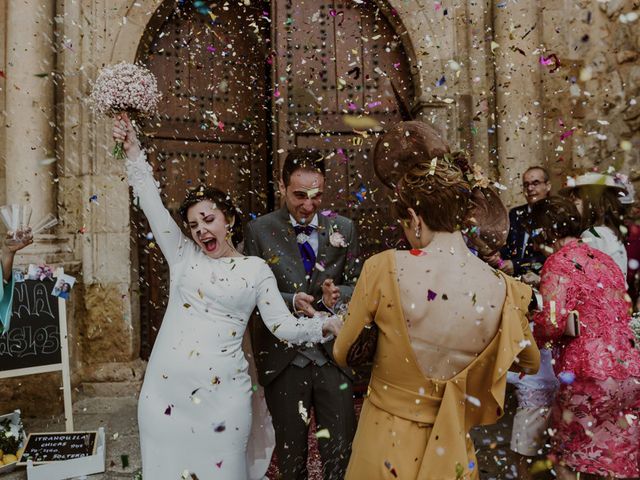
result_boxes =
[112,114,188,268]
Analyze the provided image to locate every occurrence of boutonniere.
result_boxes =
[329,226,347,248]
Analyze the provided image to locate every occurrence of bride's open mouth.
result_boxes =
[201,237,218,253]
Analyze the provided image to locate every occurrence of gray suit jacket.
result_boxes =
[244,206,361,385]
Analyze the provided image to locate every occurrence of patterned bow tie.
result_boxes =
[294,224,314,244]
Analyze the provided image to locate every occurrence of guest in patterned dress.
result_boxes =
[560,172,628,279]
[530,196,640,479]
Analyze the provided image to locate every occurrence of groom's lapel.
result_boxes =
[274,207,308,281]
[309,213,330,287]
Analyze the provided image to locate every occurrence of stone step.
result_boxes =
[80,381,142,398]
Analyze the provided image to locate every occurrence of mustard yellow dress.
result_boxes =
[334,250,540,480]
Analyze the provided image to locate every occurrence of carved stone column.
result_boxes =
[493,1,544,207]
[4,0,56,218]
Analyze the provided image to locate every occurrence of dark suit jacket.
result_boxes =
[500,204,546,275]
[244,207,361,386]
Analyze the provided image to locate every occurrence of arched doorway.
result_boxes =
[135,0,414,358]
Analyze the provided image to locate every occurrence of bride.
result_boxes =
[112,114,342,480]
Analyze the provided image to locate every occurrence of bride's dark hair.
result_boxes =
[179,185,243,245]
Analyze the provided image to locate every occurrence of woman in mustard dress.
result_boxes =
[334,159,540,480]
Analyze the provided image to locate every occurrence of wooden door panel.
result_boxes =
[275,1,414,257]
[135,0,413,358]
[136,3,270,358]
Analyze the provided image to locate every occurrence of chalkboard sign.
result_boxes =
[0,279,61,374]
[18,432,97,465]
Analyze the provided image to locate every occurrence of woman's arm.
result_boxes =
[1,228,33,282]
[333,261,377,367]
[511,319,541,374]
[255,261,340,344]
[113,114,188,267]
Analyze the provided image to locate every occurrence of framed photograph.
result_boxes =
[12,270,25,283]
[51,274,76,301]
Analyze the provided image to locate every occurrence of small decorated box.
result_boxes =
[0,410,26,474]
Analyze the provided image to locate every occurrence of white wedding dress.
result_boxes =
[126,152,329,480]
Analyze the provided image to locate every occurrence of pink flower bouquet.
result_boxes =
[90,62,161,158]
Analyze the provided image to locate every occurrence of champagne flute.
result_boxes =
[31,213,58,235]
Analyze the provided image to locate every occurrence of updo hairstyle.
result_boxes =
[394,158,472,232]
[178,185,243,246]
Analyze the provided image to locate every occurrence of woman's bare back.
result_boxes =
[395,232,506,381]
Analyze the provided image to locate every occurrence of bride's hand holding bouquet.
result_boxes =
[111,113,140,161]
[91,62,160,159]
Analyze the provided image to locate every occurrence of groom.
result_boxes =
[244,149,361,479]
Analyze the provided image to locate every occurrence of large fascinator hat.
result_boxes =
[373,121,509,257]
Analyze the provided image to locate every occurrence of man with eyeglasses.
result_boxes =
[487,166,551,276]
[488,166,556,480]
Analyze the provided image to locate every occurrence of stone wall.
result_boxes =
[0,4,6,207]
[539,0,640,192]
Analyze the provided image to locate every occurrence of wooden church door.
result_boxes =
[135,0,413,358]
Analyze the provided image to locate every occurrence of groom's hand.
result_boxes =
[294,292,317,317]
[321,279,340,309]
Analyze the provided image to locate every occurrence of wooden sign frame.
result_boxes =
[22,428,106,480]
[0,296,73,431]
[17,430,98,466]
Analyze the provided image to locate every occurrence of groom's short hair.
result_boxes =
[281,149,325,186]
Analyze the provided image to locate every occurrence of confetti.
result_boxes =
[549,300,557,327]
[558,371,576,384]
[353,185,368,202]
[342,115,380,130]
[428,158,438,175]
[164,405,172,416]
[315,428,331,439]
[427,289,437,301]
[298,401,310,425]
[320,209,338,218]
[384,460,398,477]
[530,459,553,474]
[455,462,464,479]
[212,421,226,433]
[267,255,281,265]
[560,129,575,141]
[539,53,560,73]
[465,394,481,407]
[410,249,426,256]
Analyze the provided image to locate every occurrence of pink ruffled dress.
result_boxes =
[534,240,640,477]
